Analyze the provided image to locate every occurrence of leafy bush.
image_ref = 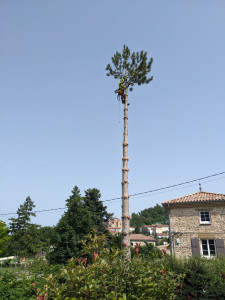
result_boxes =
[0,271,34,300]
[33,232,183,299]
[28,257,61,277]
[166,256,225,299]
[131,242,162,260]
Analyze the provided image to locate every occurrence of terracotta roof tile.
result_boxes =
[130,234,155,241]
[144,224,168,228]
[157,233,168,236]
[162,191,225,206]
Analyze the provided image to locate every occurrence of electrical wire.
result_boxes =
[0,171,225,217]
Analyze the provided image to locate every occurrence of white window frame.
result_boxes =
[201,239,216,258]
[199,211,211,224]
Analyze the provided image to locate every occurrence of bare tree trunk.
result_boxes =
[122,90,131,260]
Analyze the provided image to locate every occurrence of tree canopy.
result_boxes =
[0,220,10,256]
[48,186,111,264]
[130,204,168,227]
[106,44,153,91]
[83,188,113,233]
[48,186,92,264]
[8,196,39,257]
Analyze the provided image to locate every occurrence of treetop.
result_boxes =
[106,44,153,91]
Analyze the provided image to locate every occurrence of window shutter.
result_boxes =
[191,238,200,256]
[215,239,225,256]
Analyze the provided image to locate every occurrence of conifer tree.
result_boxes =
[83,188,113,233]
[8,196,38,256]
[48,186,92,264]
[0,220,10,256]
[106,45,153,259]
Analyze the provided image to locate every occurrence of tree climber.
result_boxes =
[115,78,126,103]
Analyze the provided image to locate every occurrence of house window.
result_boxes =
[199,211,211,224]
[201,239,216,257]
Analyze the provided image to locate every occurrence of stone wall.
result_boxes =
[169,203,225,258]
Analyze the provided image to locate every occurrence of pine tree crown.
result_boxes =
[106,45,153,91]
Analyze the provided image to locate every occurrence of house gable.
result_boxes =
[162,191,225,258]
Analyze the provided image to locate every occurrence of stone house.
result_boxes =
[162,191,225,258]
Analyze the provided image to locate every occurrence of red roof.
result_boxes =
[162,191,225,206]
[157,233,168,236]
[144,224,168,228]
[107,229,116,234]
[130,234,155,241]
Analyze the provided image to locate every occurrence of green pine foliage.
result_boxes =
[83,188,113,233]
[48,186,92,264]
[130,204,168,227]
[0,220,10,256]
[37,226,56,253]
[106,44,153,92]
[7,196,40,257]
[48,186,112,264]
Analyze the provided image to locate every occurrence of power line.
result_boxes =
[1,171,225,217]
[130,175,225,200]
[128,171,225,199]
[102,171,225,202]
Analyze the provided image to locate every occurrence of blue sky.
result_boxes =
[1,0,225,226]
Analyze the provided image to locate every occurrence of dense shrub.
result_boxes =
[131,242,163,260]
[33,251,183,299]
[3,232,225,299]
[0,271,34,300]
[166,256,225,299]
[33,233,183,299]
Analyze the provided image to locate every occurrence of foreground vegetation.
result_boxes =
[1,187,225,299]
[1,231,225,299]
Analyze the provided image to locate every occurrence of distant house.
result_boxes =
[162,191,225,258]
[141,224,169,237]
[107,227,121,234]
[130,226,136,232]
[152,224,169,235]
[130,234,155,247]
[107,218,122,235]
[107,218,136,235]
[108,218,122,228]
[141,225,155,235]
[156,232,169,239]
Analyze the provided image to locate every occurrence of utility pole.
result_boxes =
[106,45,153,260]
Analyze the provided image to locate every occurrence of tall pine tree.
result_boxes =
[8,196,39,257]
[83,188,113,233]
[106,45,153,259]
[48,186,92,264]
